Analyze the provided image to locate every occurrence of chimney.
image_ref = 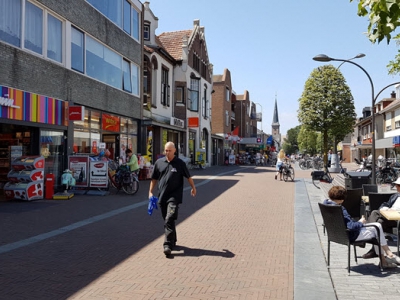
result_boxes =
[391,91,396,98]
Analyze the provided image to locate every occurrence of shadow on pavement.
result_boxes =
[171,246,235,258]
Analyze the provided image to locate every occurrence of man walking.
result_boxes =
[149,141,196,256]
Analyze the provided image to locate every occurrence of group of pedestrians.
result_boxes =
[323,182,400,268]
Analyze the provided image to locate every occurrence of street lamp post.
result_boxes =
[255,102,263,144]
[313,54,376,184]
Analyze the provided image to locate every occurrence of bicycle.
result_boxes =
[281,160,295,182]
[110,165,140,195]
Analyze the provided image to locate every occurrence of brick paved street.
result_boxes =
[1,162,400,300]
[0,165,295,300]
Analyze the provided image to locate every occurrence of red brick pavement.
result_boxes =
[66,166,296,300]
[0,164,319,300]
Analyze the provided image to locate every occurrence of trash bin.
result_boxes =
[45,173,55,199]
[345,172,371,189]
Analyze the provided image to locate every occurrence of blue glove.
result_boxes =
[148,196,158,216]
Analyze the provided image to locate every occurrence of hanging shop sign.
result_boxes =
[102,113,120,132]
[170,117,185,128]
[188,117,199,128]
[69,106,85,121]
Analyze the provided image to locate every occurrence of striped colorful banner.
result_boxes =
[0,85,68,126]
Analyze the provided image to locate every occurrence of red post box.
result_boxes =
[45,173,55,199]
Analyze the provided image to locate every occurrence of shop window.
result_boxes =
[123,59,132,93]
[87,0,122,27]
[90,111,100,130]
[74,109,89,128]
[0,0,63,62]
[71,27,84,73]
[123,0,131,35]
[121,117,128,133]
[25,2,43,54]
[47,14,62,63]
[0,0,22,47]
[127,118,137,134]
[86,0,140,41]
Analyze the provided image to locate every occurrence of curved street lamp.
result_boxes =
[313,54,376,184]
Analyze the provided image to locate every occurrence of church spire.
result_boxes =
[271,94,281,147]
[272,94,279,125]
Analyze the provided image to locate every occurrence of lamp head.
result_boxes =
[355,53,366,59]
[313,54,332,62]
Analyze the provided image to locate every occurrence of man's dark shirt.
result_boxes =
[151,156,191,204]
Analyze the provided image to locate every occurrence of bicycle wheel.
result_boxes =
[283,169,289,182]
[288,167,295,181]
[299,161,307,170]
[122,178,139,195]
[111,174,120,188]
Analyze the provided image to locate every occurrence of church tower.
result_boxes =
[271,95,281,148]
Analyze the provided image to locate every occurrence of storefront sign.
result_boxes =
[68,156,89,187]
[0,96,20,108]
[69,106,85,121]
[170,117,185,128]
[89,161,108,188]
[188,117,199,128]
[102,113,120,132]
[393,136,400,147]
[0,85,68,126]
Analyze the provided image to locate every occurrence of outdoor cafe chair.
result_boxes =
[366,192,393,218]
[318,203,383,274]
[342,188,363,220]
[362,184,378,196]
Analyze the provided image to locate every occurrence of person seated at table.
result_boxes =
[363,178,400,259]
[323,186,400,268]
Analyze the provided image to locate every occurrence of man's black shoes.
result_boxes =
[163,246,171,256]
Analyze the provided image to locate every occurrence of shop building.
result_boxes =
[211,69,235,165]
[157,19,213,166]
[142,3,187,163]
[0,0,143,193]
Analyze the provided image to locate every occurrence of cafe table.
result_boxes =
[379,209,400,255]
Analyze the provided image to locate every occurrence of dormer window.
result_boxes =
[144,22,150,41]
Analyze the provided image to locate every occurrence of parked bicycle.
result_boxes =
[98,160,139,195]
[375,160,399,187]
[109,164,140,194]
[299,156,323,170]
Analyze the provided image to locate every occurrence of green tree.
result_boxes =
[350,0,400,74]
[297,126,318,155]
[282,125,301,154]
[351,0,400,44]
[298,65,356,166]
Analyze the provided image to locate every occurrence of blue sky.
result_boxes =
[147,0,399,136]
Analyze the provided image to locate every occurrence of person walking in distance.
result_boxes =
[149,141,197,256]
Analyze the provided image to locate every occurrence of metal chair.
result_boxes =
[318,203,383,274]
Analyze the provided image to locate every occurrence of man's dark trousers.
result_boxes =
[161,201,179,248]
[368,210,397,233]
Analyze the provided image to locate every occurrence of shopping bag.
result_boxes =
[148,196,158,216]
